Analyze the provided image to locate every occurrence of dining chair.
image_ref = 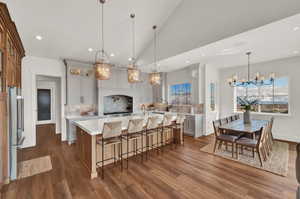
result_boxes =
[213,119,240,158]
[235,126,267,167]
[230,115,235,122]
[96,121,123,179]
[233,114,239,121]
[122,118,144,168]
[220,118,228,125]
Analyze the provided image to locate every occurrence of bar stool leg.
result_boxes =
[157,129,159,155]
[146,133,149,161]
[102,141,104,179]
[120,138,123,171]
[127,135,129,169]
[113,144,116,165]
[141,132,144,163]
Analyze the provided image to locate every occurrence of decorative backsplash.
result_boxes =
[65,104,97,116]
[103,95,133,115]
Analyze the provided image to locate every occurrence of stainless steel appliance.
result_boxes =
[8,87,24,180]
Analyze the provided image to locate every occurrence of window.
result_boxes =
[169,83,191,105]
[235,77,289,114]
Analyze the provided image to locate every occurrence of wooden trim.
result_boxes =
[0,92,8,186]
[0,3,25,57]
[274,139,298,145]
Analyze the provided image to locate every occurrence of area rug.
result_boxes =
[200,140,289,176]
[18,155,52,179]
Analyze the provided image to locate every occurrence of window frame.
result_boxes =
[233,76,291,116]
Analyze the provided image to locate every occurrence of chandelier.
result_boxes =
[94,0,111,80]
[227,52,275,87]
[127,13,141,83]
[149,25,161,85]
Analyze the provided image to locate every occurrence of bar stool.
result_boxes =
[161,114,176,150]
[122,118,144,168]
[96,121,123,179]
[173,114,186,146]
[144,116,160,160]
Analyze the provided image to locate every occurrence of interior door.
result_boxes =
[37,89,52,124]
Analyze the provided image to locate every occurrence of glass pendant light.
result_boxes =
[149,25,161,85]
[95,0,111,80]
[127,13,141,83]
[227,52,275,87]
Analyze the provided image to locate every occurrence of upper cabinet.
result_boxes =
[0,3,25,91]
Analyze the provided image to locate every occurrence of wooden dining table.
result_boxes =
[219,119,269,139]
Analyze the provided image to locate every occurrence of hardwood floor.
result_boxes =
[1,124,297,199]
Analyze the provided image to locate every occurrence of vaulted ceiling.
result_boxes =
[3,0,300,71]
[3,0,182,66]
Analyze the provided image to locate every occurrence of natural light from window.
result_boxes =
[235,77,289,114]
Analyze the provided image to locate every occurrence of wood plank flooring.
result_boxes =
[1,124,297,199]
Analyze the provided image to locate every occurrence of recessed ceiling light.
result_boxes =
[110,53,115,57]
[88,48,93,52]
[128,57,133,61]
[293,50,299,54]
[293,26,299,31]
[186,60,191,64]
[35,35,43,40]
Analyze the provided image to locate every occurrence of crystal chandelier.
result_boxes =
[127,13,141,83]
[149,25,161,85]
[94,0,111,80]
[227,52,275,87]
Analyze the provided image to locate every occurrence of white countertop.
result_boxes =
[74,113,165,136]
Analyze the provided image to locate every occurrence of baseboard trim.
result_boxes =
[275,139,298,145]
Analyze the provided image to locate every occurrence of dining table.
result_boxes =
[219,119,269,139]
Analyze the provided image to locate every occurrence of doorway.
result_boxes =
[37,89,52,122]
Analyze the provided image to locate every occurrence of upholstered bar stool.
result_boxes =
[122,118,144,168]
[161,114,177,150]
[143,116,160,160]
[96,121,123,179]
[172,114,185,146]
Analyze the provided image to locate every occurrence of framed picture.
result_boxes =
[170,83,191,105]
[210,83,216,111]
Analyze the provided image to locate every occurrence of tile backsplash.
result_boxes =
[65,104,97,116]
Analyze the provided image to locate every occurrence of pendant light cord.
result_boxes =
[101,1,104,55]
[131,14,135,63]
[153,25,157,72]
[247,52,251,81]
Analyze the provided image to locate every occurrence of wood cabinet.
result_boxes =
[0,3,25,91]
[0,2,24,190]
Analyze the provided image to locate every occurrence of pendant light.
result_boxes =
[127,13,141,83]
[149,25,161,85]
[227,52,275,87]
[94,0,111,80]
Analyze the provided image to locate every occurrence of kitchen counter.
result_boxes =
[74,114,164,136]
[73,112,178,179]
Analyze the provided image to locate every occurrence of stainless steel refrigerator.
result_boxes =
[8,87,24,180]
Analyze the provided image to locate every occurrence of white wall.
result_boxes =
[98,69,153,115]
[203,64,220,135]
[22,56,66,148]
[219,56,300,142]
[165,64,200,104]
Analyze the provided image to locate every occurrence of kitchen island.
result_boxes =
[73,113,181,179]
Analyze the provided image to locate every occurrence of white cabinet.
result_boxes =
[184,114,203,138]
[68,72,97,105]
